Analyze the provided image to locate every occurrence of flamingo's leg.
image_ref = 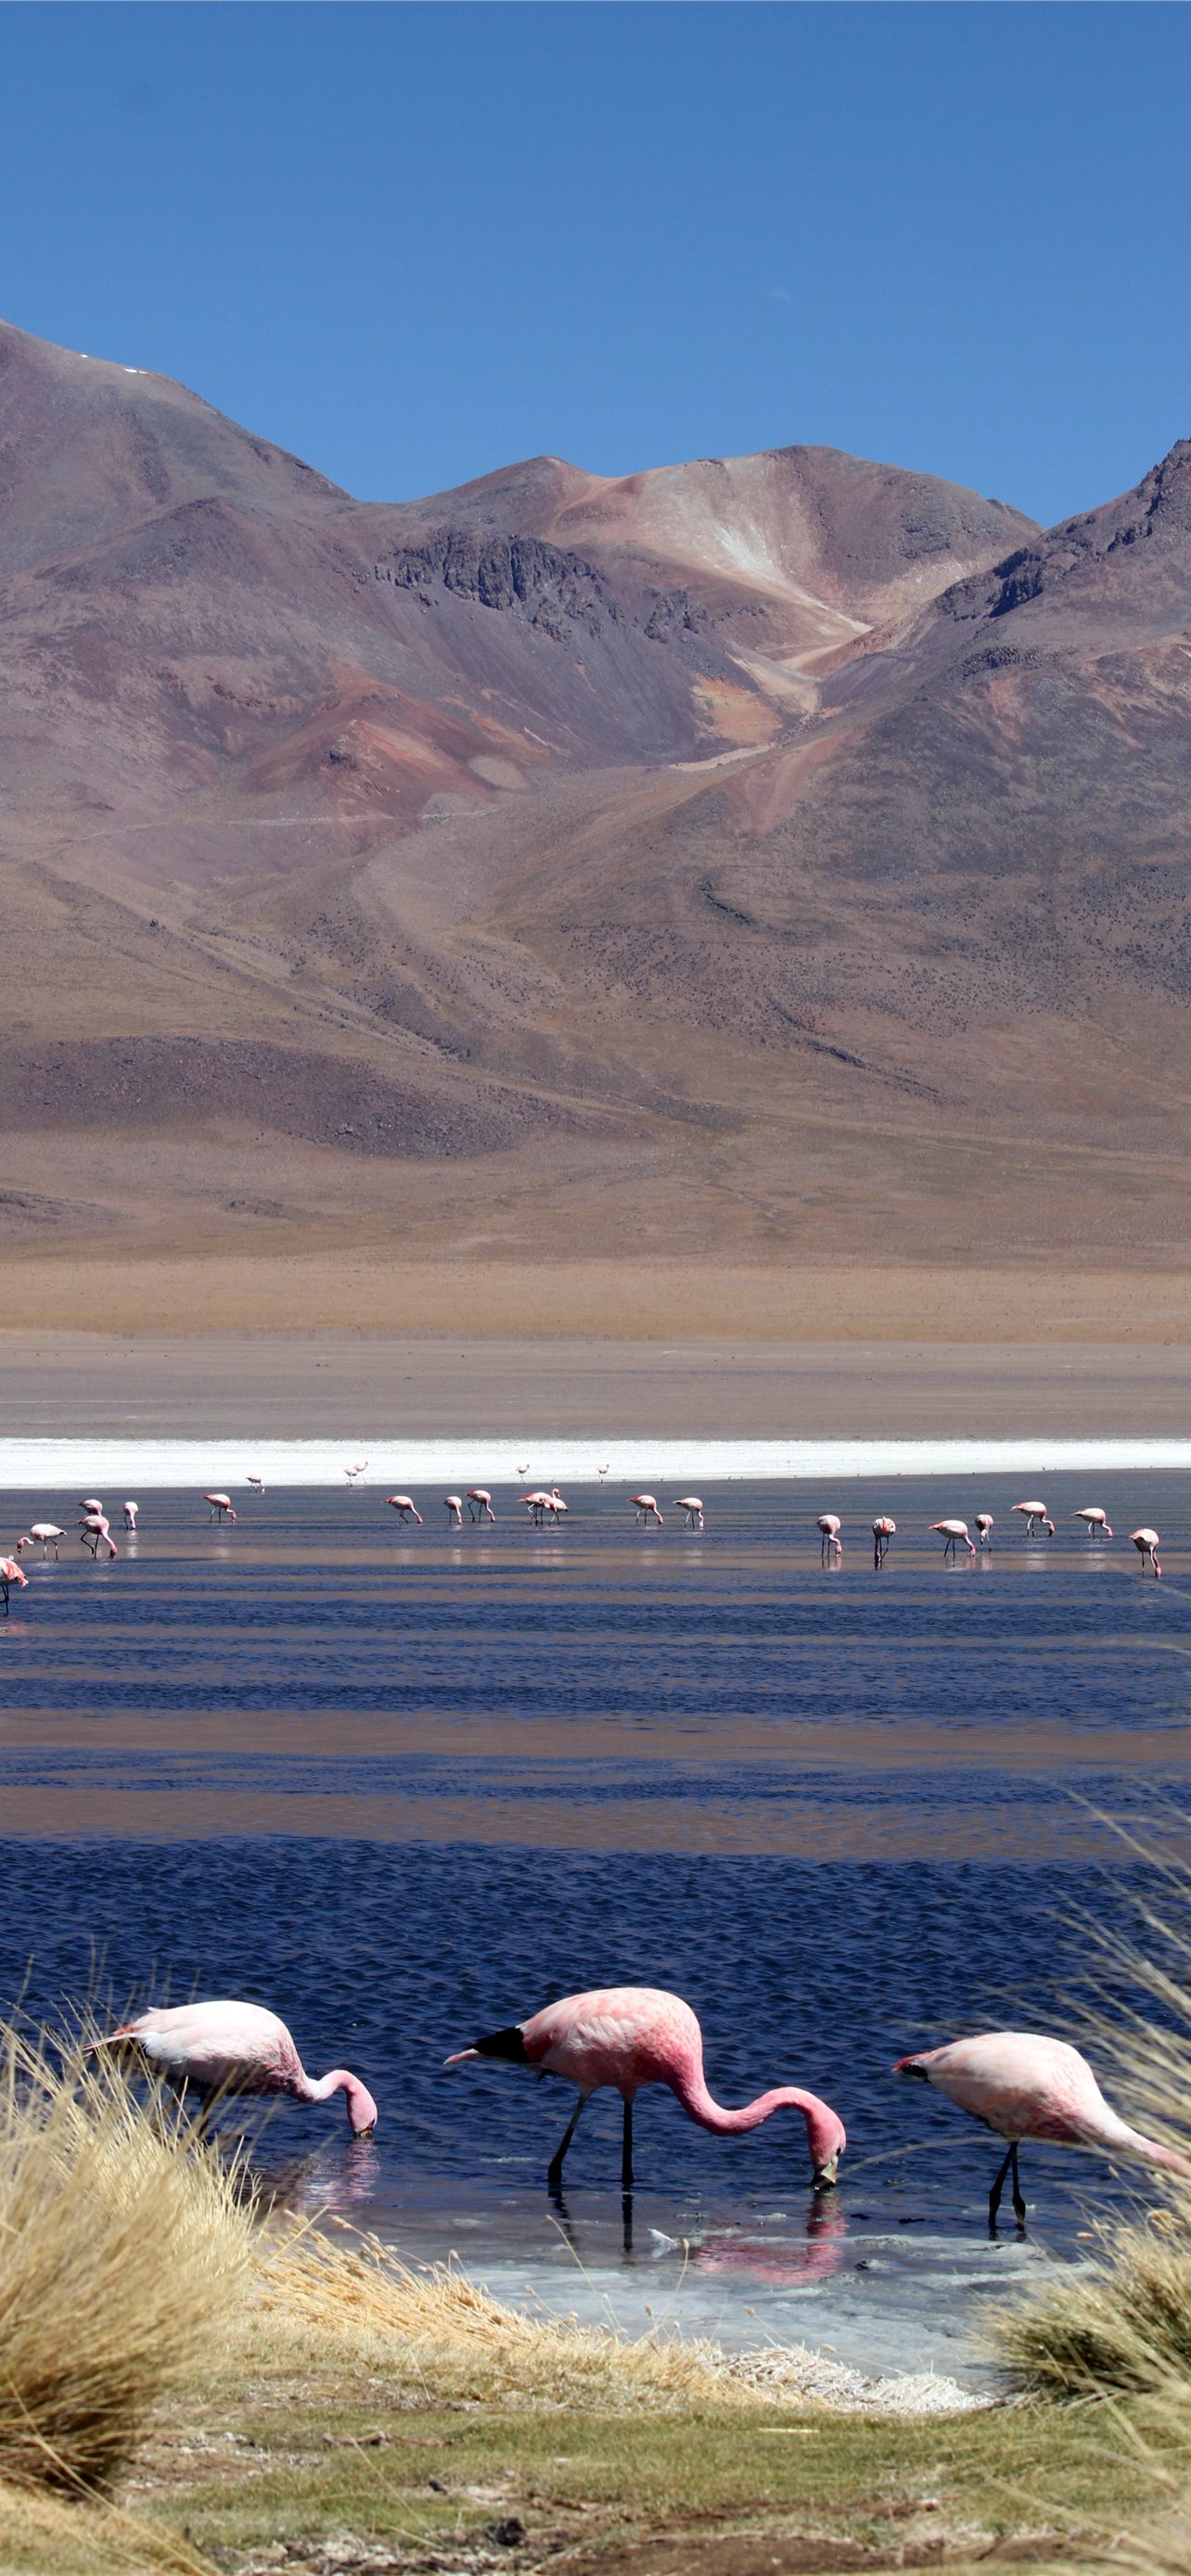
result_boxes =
[1010,2142,1027,2226]
[547,2091,587,2190]
[988,2141,1016,2231]
[621,2098,634,2194]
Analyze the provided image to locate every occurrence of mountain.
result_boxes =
[1,314,1188,1276]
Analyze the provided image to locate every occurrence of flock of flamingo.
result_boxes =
[0,1481,1167,1611]
[92,1983,1189,2235]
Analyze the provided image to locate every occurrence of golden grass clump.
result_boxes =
[0,2021,250,2492]
[993,1846,1191,2405]
[253,2223,762,2412]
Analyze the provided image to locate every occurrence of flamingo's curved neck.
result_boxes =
[1085,2110,1191,2177]
[671,2064,836,2157]
[299,2066,378,2133]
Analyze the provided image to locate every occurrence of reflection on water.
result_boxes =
[0,1473,1188,2376]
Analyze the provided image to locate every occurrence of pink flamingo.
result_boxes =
[247,1475,265,1497]
[1012,1500,1055,1538]
[446,1986,845,2194]
[386,1494,423,1524]
[596,1463,609,1480]
[673,1497,704,1531]
[0,1555,28,1613]
[1132,1526,1162,1578]
[516,1463,531,1478]
[204,1492,237,1524]
[123,1501,138,1530]
[633,1495,664,1527]
[467,1488,495,1523]
[78,1512,117,1560]
[1074,1508,1113,1539]
[896,2031,1191,2229]
[976,1512,994,1549]
[872,1514,896,1568]
[93,1999,378,2136]
[79,1498,104,1518]
[443,1494,464,1528]
[930,1519,975,1562]
[816,1513,841,1562]
[522,1486,566,1524]
[344,1461,368,1486]
[17,1524,62,1559]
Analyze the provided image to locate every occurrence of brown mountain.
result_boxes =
[1,315,1188,1284]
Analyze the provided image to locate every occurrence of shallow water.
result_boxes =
[1,1473,1188,2377]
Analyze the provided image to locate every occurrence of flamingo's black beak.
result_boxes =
[812,2155,839,2191]
[352,2121,377,2141]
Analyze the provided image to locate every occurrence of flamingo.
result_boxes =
[0,1556,28,1612]
[816,1513,841,1562]
[467,1489,495,1523]
[1012,1500,1055,1539]
[92,1999,378,2136]
[930,1518,975,1562]
[872,1514,896,1568]
[79,1498,104,1518]
[443,1494,464,1528]
[596,1463,609,1480]
[344,1461,368,1486]
[522,1486,567,1524]
[896,2031,1191,2229]
[633,1495,664,1527]
[386,1494,423,1524]
[1074,1508,1113,1539]
[78,1513,117,1560]
[446,1986,845,2195]
[17,1524,62,1559]
[1132,1526,1162,1578]
[516,1463,531,1478]
[975,1512,994,1549]
[123,1501,138,1531]
[247,1475,265,1497]
[673,1497,704,1531]
[204,1492,237,1524]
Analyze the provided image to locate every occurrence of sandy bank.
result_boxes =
[3,1318,1191,1441]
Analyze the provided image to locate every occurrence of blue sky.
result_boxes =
[3,2,1188,527]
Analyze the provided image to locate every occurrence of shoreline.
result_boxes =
[4,1433,1191,1486]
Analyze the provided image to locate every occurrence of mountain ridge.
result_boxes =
[1,316,1188,1277]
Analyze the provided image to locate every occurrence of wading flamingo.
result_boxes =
[1075,1508,1113,1539]
[816,1514,841,1562]
[94,1999,378,2136]
[17,1524,62,1559]
[79,1498,103,1518]
[204,1493,237,1524]
[1132,1526,1162,1578]
[633,1495,664,1528]
[0,1556,28,1612]
[247,1475,265,1497]
[931,1520,975,1562]
[873,1515,896,1568]
[976,1513,994,1549]
[467,1488,495,1522]
[522,1487,567,1524]
[386,1494,423,1524]
[344,1461,368,1486]
[78,1513,117,1560]
[1012,1501,1055,1539]
[673,1498,704,1531]
[123,1501,138,1530]
[896,2031,1191,2229]
[447,1986,845,2195]
[596,1463,609,1480]
[443,1494,464,1528]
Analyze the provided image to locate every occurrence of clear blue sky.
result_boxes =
[3,2,1188,528]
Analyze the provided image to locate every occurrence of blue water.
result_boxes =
[0,1473,1187,2373]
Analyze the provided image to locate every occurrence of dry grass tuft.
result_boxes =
[0,2021,250,2493]
[251,2223,762,2411]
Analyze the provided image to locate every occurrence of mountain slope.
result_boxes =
[0,316,1188,1277]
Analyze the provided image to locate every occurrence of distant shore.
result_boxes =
[2,1297,1190,1447]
